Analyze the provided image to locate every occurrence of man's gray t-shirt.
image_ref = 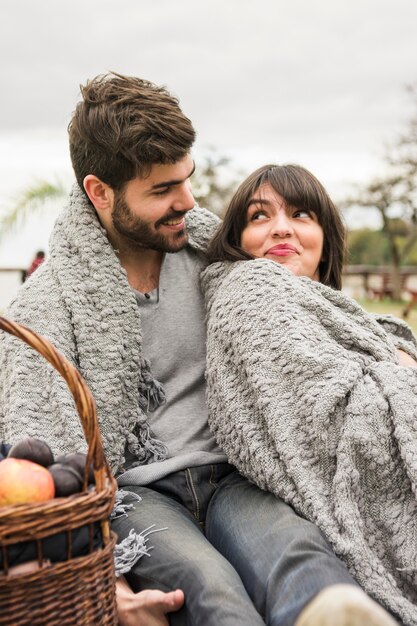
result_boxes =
[118,247,227,487]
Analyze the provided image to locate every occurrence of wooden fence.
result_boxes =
[343,265,417,300]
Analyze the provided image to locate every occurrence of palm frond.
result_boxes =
[0,180,66,241]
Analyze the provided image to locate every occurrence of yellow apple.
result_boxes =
[0,458,55,506]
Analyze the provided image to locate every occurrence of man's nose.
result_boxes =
[173,182,195,212]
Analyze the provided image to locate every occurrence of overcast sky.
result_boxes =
[0,0,416,266]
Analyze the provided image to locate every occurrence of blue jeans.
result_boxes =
[112,464,357,626]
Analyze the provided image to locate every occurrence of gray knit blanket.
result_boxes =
[202,258,417,625]
[0,184,219,474]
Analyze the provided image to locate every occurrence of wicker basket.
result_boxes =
[0,315,118,625]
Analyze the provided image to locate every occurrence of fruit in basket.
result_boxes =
[48,463,83,497]
[56,452,95,485]
[0,458,55,506]
[8,437,54,467]
[0,442,12,460]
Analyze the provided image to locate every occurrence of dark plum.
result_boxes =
[48,463,83,497]
[0,443,12,459]
[8,438,54,467]
[56,452,95,485]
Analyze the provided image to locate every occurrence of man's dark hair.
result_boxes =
[207,164,347,290]
[68,72,196,192]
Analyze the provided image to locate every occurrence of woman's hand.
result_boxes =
[116,575,184,626]
[397,349,417,368]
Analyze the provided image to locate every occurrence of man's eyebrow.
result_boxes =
[150,162,196,191]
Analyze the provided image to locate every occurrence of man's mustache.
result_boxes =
[155,211,188,227]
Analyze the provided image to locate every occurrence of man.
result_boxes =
[0,73,398,626]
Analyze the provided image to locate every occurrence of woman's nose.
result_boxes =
[271,213,294,237]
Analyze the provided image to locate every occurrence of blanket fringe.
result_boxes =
[110,489,142,520]
[114,525,168,577]
[125,356,168,465]
[138,356,166,412]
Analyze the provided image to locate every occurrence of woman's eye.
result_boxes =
[293,209,310,218]
[251,210,268,221]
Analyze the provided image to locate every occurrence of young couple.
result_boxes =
[1,72,414,626]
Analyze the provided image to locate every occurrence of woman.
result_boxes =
[201,164,417,626]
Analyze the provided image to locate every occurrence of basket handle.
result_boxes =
[0,315,111,493]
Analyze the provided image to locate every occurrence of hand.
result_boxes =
[116,576,184,626]
[8,559,51,577]
[397,349,417,368]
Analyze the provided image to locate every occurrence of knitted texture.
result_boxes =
[202,258,417,626]
[0,184,219,474]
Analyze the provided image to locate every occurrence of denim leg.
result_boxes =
[206,471,358,626]
[111,482,265,626]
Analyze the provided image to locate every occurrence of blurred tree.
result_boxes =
[344,84,417,298]
[389,84,417,182]
[348,224,417,266]
[347,228,390,265]
[191,150,244,217]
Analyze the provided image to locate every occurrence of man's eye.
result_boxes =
[154,187,170,196]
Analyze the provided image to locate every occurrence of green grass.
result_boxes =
[357,298,417,335]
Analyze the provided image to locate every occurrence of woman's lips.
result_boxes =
[266,244,298,257]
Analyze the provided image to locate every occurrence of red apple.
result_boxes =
[0,458,55,506]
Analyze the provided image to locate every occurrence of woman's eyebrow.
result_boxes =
[247,198,270,207]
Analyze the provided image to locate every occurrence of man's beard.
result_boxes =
[112,194,189,253]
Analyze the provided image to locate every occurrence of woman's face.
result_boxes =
[240,184,324,281]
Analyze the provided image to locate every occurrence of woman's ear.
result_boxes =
[83,175,114,212]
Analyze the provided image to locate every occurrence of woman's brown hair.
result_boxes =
[206,164,347,290]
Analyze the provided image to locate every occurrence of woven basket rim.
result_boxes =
[0,533,118,584]
[0,315,117,550]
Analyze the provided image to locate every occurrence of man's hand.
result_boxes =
[116,576,185,626]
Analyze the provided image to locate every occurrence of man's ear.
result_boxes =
[83,175,114,212]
